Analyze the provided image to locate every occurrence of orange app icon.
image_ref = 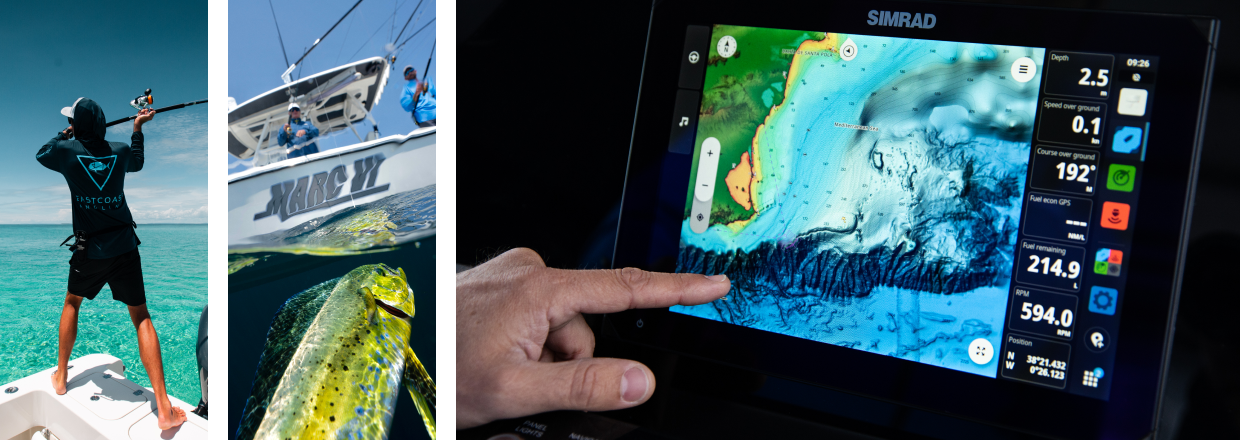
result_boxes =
[1101,201,1131,230]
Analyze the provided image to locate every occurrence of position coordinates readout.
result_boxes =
[1002,334,1072,389]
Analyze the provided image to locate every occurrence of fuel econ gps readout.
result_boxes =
[1000,50,1158,400]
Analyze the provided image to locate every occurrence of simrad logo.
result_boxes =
[867,10,936,29]
[253,153,390,222]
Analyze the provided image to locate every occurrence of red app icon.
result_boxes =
[1101,202,1130,230]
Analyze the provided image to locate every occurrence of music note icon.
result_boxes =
[678,116,690,127]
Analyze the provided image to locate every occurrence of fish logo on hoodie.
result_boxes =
[77,155,117,191]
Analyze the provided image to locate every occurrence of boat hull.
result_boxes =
[228,128,436,248]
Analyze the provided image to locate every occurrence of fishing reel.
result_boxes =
[130,89,153,110]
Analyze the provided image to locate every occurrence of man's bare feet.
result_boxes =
[50,369,68,395]
[157,406,187,430]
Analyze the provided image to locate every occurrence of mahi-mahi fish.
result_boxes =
[236,264,435,439]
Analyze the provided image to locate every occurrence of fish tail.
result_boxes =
[403,346,436,439]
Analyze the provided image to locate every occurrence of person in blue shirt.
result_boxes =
[278,102,320,158]
[400,65,436,127]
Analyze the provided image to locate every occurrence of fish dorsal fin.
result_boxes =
[403,345,436,439]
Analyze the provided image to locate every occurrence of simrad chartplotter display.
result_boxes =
[670,24,1157,400]
[607,3,1215,437]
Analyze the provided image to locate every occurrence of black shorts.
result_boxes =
[68,248,145,307]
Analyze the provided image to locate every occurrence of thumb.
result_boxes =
[521,358,654,414]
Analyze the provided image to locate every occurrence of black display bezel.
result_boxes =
[604,1,1216,438]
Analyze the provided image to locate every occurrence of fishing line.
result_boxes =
[397,18,435,50]
[327,130,360,211]
[334,9,356,66]
[346,12,413,63]
[392,0,425,45]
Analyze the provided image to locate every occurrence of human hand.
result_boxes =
[296,129,306,137]
[133,109,153,132]
[62,126,74,138]
[135,108,156,123]
[456,248,730,429]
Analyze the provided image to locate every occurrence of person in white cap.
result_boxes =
[278,102,320,158]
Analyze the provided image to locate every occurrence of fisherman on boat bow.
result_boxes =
[37,98,187,431]
[279,102,320,158]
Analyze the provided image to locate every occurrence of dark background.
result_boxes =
[459,0,1238,438]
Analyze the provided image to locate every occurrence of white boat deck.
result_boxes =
[0,354,207,440]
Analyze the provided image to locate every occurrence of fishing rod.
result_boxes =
[63,89,209,130]
[106,100,208,128]
[281,0,365,83]
[420,40,435,82]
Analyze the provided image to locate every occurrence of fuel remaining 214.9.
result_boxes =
[1027,254,1081,280]
[1016,240,1086,291]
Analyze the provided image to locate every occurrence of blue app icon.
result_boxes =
[1112,126,1143,154]
[1089,286,1119,315]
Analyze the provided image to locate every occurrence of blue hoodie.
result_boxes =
[400,78,436,123]
[36,98,142,259]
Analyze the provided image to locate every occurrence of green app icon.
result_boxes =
[1107,164,1136,192]
[1094,260,1110,275]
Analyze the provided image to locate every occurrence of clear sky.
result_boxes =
[228,0,436,172]
[0,2,208,224]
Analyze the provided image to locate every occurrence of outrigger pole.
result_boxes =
[104,100,209,128]
[282,0,365,83]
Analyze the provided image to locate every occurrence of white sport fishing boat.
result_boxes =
[0,354,207,440]
[227,56,436,248]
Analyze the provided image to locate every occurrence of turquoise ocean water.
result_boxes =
[0,224,206,405]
